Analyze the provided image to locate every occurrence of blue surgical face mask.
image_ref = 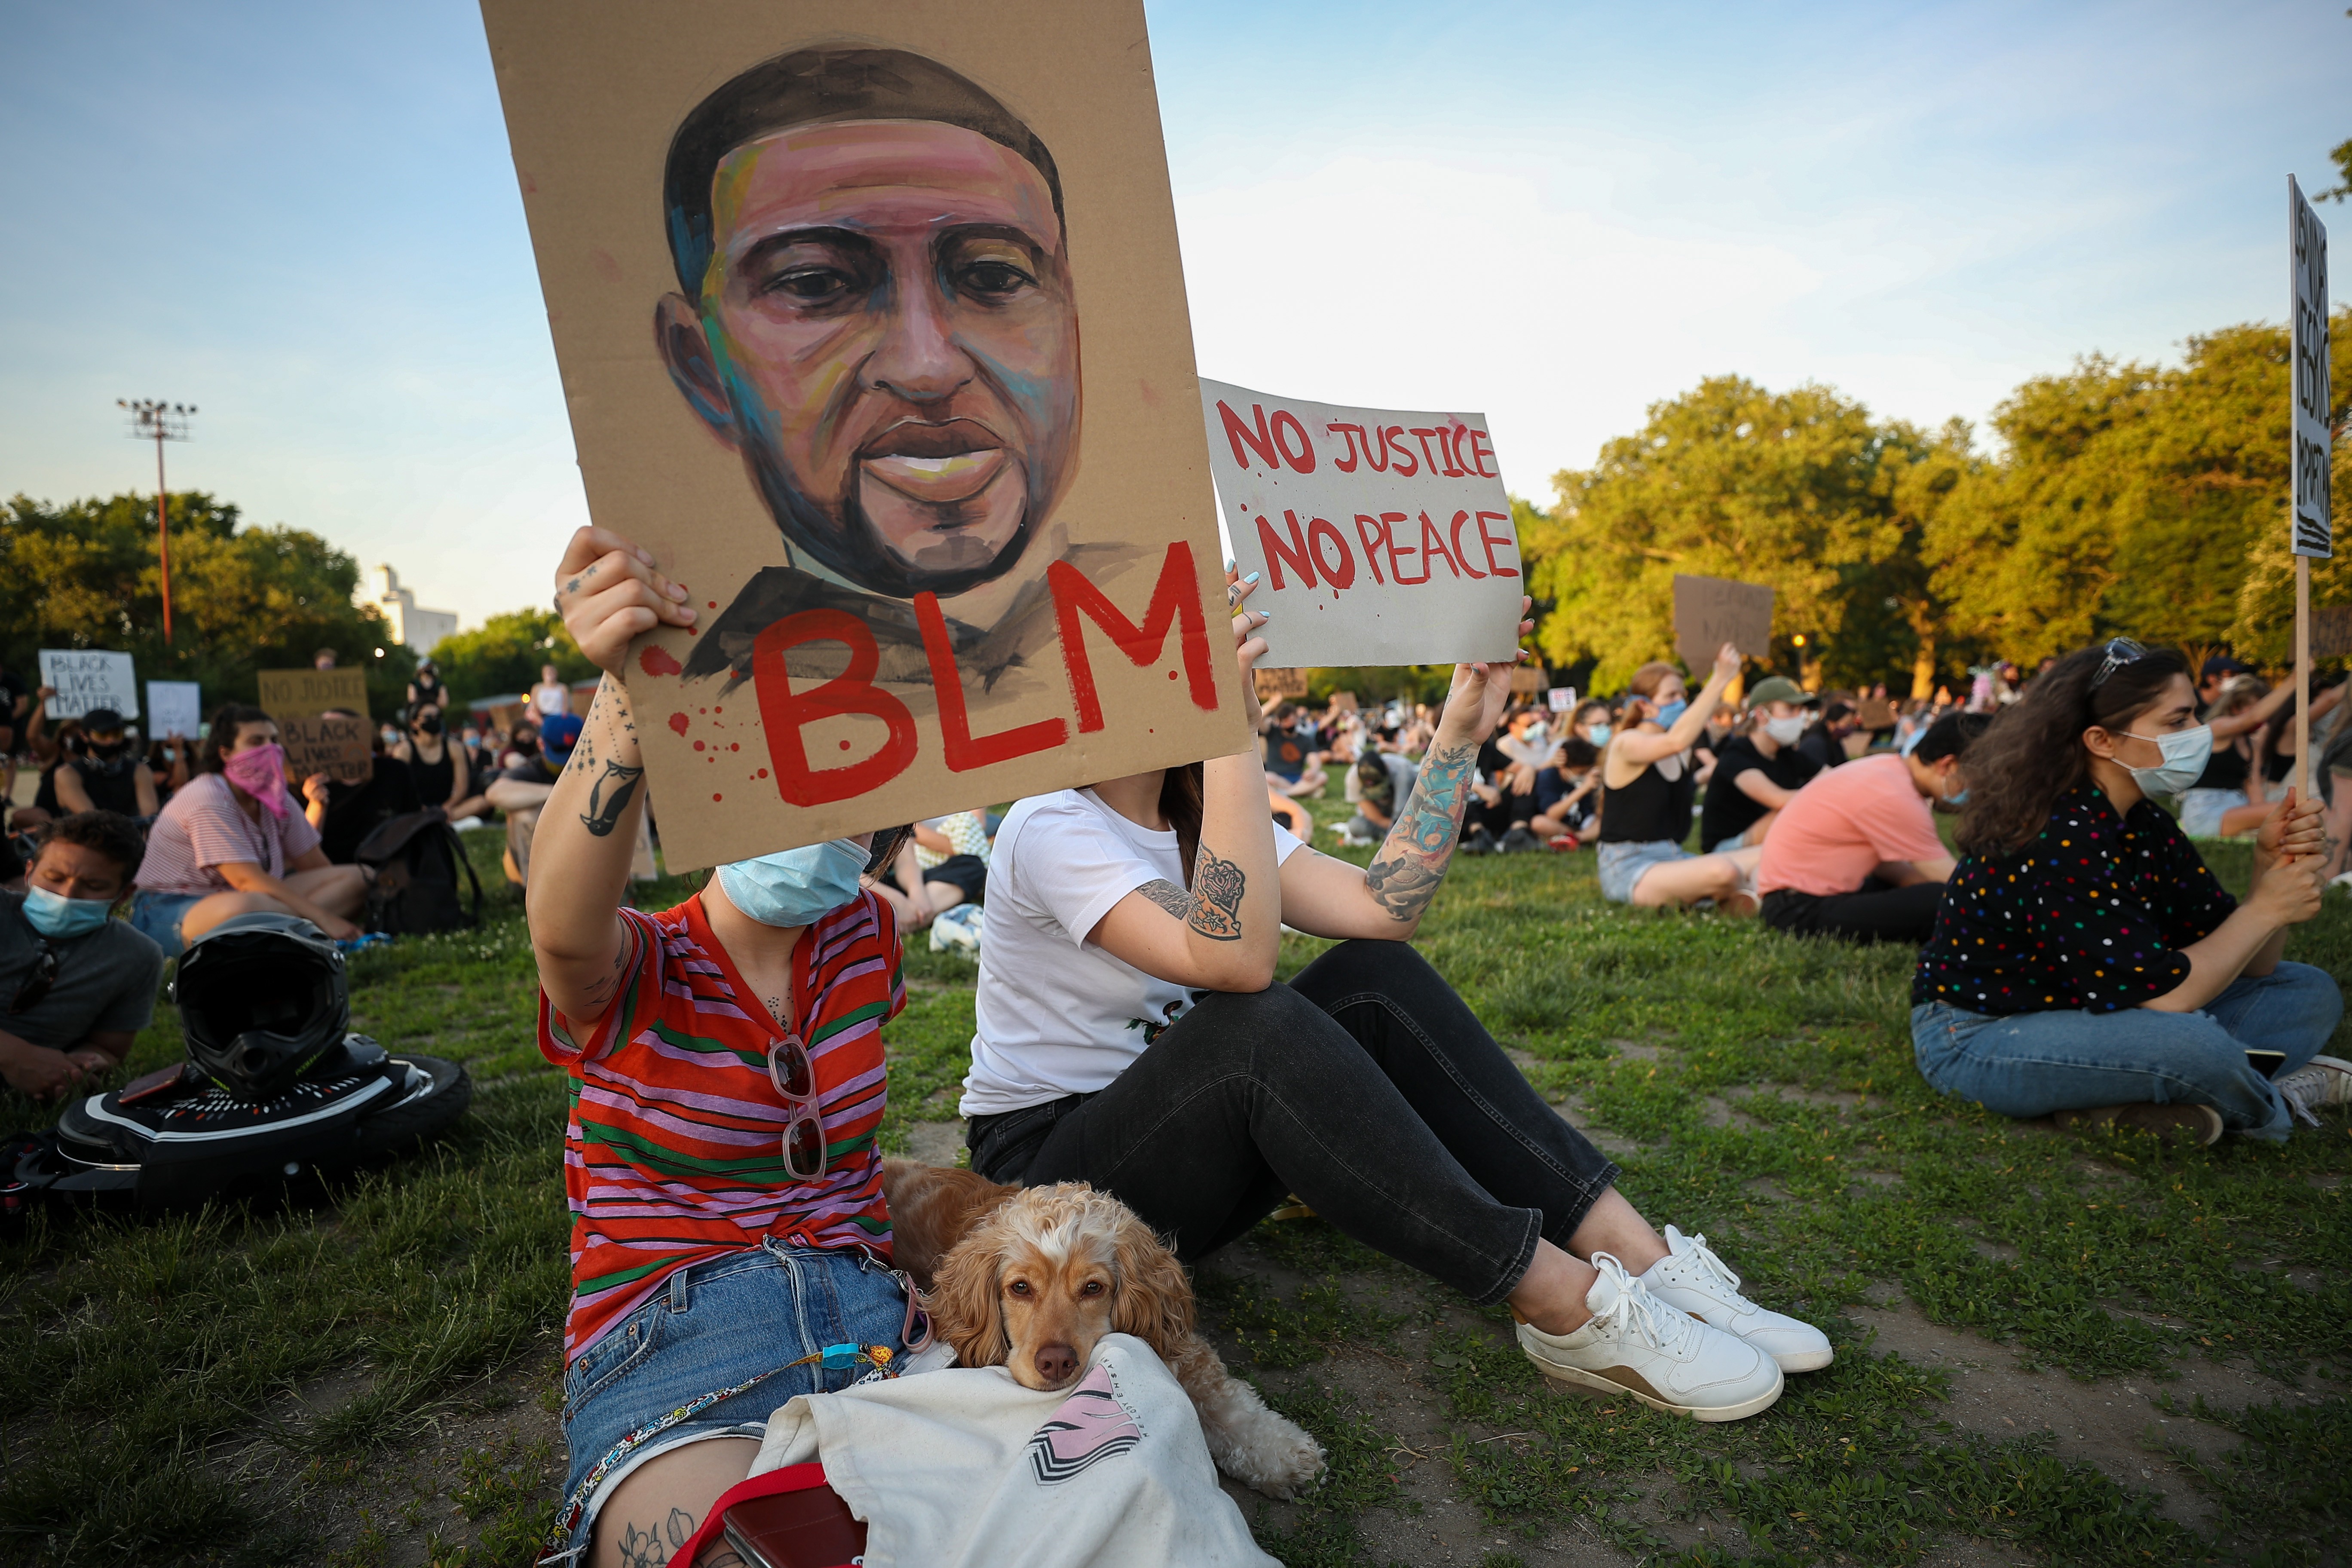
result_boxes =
[1652,698,1688,729]
[715,839,870,928]
[2122,724,2213,798]
[1587,723,1612,746]
[22,884,110,938]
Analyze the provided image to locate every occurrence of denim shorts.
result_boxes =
[2177,788,2243,839]
[545,1241,910,1566]
[1596,839,1690,903]
[127,890,204,957]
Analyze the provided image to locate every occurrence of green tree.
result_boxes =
[0,491,416,726]
[1923,312,2352,665]
[1525,377,1941,691]
[428,608,596,710]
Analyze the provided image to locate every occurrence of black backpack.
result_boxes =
[354,809,482,934]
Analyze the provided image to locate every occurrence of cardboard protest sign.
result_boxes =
[1201,380,1522,669]
[1856,694,1898,730]
[1672,575,1774,674]
[279,714,375,784]
[146,681,203,740]
[2291,177,2332,559]
[258,668,371,720]
[39,651,137,723]
[2311,606,2352,658]
[1255,668,1312,704]
[479,0,1243,871]
[258,668,372,780]
[1547,687,1576,713]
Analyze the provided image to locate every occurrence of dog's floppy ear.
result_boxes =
[930,1222,1011,1369]
[1107,1209,1196,1359]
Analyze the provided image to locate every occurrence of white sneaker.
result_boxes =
[2276,1055,2352,1127]
[1641,1226,1834,1373]
[1516,1252,1784,1422]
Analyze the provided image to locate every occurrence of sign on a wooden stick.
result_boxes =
[1671,575,1774,674]
[2291,175,2333,560]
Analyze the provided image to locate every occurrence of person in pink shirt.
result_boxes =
[1755,714,1988,943]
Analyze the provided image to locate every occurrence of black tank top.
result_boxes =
[408,741,456,807]
[67,756,141,815]
[2193,737,2249,793]
[1600,752,1697,844]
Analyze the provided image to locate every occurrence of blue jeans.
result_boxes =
[549,1241,910,1565]
[1912,962,2343,1140]
[128,890,204,958]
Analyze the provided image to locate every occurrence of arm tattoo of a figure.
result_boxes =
[1188,847,1246,940]
[1137,879,1191,919]
[579,758,644,837]
[1364,741,1476,922]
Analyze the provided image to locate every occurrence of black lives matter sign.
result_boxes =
[2291,176,2333,559]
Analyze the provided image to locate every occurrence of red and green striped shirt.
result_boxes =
[537,890,902,1360]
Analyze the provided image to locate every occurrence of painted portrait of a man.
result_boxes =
[658,48,1123,693]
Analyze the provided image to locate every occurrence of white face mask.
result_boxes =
[2120,723,2213,796]
[1762,716,1807,746]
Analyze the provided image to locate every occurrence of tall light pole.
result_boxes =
[117,399,195,643]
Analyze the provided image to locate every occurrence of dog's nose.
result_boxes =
[1034,1342,1078,1384]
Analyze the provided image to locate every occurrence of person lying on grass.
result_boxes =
[0,811,163,1100]
[958,572,1829,1424]
[529,526,917,1568]
[1912,638,2346,1146]
[1596,648,1763,912]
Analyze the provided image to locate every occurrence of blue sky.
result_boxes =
[1,1,2344,628]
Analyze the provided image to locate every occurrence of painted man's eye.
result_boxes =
[957,260,1035,299]
[767,266,854,304]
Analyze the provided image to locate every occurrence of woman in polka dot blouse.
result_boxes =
[1910,640,2346,1144]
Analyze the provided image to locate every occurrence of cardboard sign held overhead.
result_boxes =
[39,650,137,722]
[258,668,371,721]
[1255,668,1312,704]
[1672,575,1774,674]
[479,0,1243,872]
[2311,606,2352,658]
[280,714,375,784]
[1204,379,1523,669]
[146,680,203,741]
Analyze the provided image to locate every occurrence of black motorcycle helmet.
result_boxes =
[174,913,349,1100]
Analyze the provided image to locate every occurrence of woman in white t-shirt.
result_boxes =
[963,577,1828,1423]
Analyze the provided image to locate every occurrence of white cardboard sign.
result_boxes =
[146,680,203,740]
[2291,175,2333,559]
[1200,379,1524,668]
[39,650,138,722]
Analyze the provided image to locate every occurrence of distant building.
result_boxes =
[363,565,458,655]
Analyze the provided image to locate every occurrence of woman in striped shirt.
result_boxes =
[530,526,912,1568]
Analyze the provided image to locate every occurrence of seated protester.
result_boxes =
[1755,713,1985,944]
[530,527,915,1567]
[2180,672,2286,839]
[1262,704,1328,799]
[2253,680,2346,803]
[129,706,369,954]
[1912,639,2346,1144]
[870,809,994,931]
[145,734,192,805]
[1697,677,1822,853]
[1341,747,1419,846]
[0,812,165,1100]
[300,710,424,865]
[1569,698,1614,753]
[1794,701,1855,772]
[965,576,1827,1423]
[52,708,159,819]
[1464,711,1548,854]
[1693,701,1736,787]
[1596,646,1761,910]
[1529,737,1602,843]
[483,711,579,888]
[394,702,487,824]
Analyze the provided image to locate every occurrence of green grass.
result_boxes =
[0,808,2346,1565]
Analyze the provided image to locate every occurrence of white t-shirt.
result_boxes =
[962,789,1305,1116]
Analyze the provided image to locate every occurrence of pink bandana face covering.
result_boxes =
[222,742,290,819]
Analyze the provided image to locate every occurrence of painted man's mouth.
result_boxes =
[858,419,1010,506]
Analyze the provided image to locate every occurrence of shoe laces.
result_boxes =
[2277,1070,2325,1129]
[1588,1253,1700,1357]
[1668,1231,1748,1301]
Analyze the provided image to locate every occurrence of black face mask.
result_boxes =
[87,739,126,760]
[415,714,444,737]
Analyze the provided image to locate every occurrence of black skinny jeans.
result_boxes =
[965,940,1620,1307]
[1760,876,1945,944]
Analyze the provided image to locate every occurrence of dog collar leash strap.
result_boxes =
[894,1267,935,1352]
[783,1341,897,1375]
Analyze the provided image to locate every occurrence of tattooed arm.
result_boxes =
[527,526,695,1026]
[1088,569,1286,991]
[1277,600,1534,941]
